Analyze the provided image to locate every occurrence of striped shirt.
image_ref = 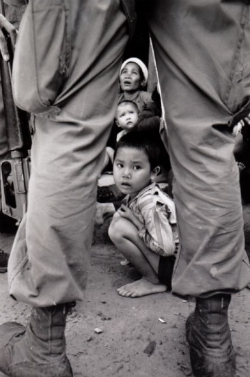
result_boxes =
[125,183,179,257]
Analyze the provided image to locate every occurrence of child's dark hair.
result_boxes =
[136,114,172,172]
[137,112,161,133]
[114,130,162,169]
[117,100,139,111]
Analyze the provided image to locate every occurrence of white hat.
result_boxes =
[120,57,148,84]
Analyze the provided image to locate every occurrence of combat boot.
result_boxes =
[186,294,236,377]
[0,304,73,377]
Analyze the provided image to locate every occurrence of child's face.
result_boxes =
[113,146,153,199]
[120,63,144,93]
[116,103,139,132]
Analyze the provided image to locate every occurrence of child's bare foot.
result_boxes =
[120,258,129,265]
[117,277,167,298]
[120,258,132,267]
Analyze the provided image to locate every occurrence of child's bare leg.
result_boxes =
[106,146,114,164]
[101,147,113,172]
[109,217,167,297]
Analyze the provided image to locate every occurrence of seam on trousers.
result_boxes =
[120,0,137,39]
[224,4,249,107]
[8,254,29,288]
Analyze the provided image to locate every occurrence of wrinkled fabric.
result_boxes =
[125,182,178,257]
[8,0,130,306]
[6,0,250,305]
[4,0,27,7]
[147,0,250,297]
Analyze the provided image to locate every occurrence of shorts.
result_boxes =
[158,255,176,291]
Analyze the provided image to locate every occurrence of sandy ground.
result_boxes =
[0,218,250,377]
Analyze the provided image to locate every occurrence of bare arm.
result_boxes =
[117,204,144,230]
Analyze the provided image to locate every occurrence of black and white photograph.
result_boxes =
[0,1,250,376]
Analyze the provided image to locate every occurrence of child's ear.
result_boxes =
[150,166,161,181]
[115,119,120,128]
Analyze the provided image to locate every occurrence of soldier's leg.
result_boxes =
[0,1,132,376]
[147,1,250,375]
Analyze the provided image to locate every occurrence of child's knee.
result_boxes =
[108,222,115,242]
[108,216,123,242]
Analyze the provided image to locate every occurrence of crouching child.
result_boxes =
[108,131,179,297]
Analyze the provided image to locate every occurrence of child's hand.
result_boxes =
[117,204,134,221]
[112,211,121,220]
[118,205,143,230]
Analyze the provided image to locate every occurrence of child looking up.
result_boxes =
[102,100,139,173]
[116,100,139,142]
[98,100,139,203]
[108,131,179,298]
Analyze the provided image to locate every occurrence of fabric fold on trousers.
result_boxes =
[8,0,131,306]
[147,0,250,297]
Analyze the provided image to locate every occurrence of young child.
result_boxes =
[97,100,140,204]
[98,100,140,202]
[108,131,179,298]
[105,100,140,167]
[106,57,158,154]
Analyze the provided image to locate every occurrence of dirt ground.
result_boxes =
[0,218,250,377]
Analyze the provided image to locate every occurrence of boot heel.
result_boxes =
[186,295,236,377]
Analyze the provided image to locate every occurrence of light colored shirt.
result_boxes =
[125,183,179,257]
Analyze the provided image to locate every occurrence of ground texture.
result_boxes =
[0,218,249,377]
